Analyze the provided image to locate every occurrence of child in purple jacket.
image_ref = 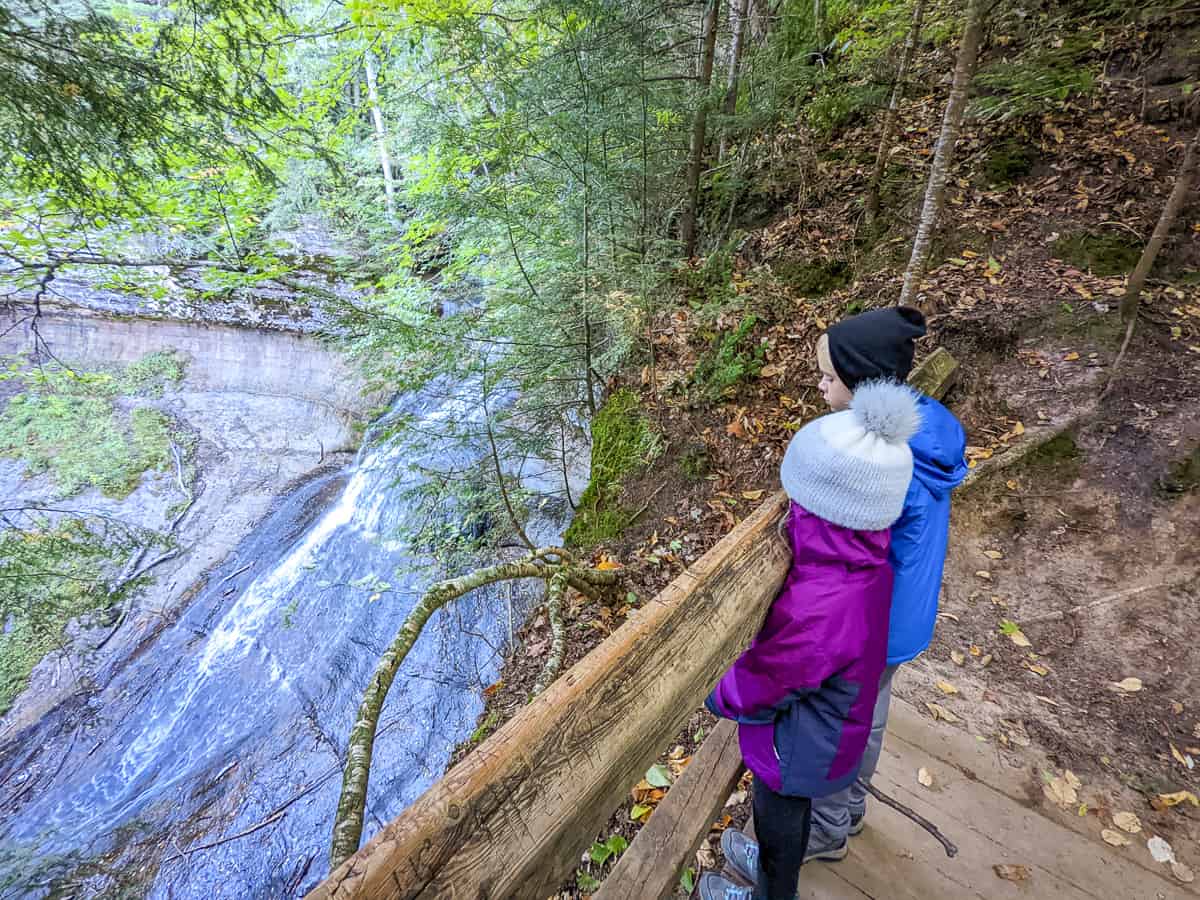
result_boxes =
[701,379,920,900]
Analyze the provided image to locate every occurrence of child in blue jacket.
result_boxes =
[712,307,967,896]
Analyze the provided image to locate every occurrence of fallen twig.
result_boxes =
[960,409,1092,491]
[218,563,253,586]
[1021,578,1193,625]
[858,779,958,858]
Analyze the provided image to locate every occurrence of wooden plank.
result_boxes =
[908,346,958,399]
[307,348,960,900]
[595,719,744,900]
[308,492,791,900]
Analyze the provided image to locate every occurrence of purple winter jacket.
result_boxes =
[705,502,893,797]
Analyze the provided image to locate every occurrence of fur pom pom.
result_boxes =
[850,380,921,444]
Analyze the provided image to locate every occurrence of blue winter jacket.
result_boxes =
[887,395,968,665]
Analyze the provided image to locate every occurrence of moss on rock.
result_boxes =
[563,390,662,547]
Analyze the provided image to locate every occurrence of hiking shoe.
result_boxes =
[720,828,760,885]
[802,833,849,864]
[698,872,753,900]
[849,814,865,836]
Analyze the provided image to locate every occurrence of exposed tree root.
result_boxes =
[329,545,618,870]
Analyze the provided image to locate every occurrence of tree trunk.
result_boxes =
[864,0,928,225]
[680,0,721,259]
[328,552,618,870]
[363,51,397,221]
[813,0,826,50]
[897,0,985,307]
[718,0,752,163]
[1104,124,1200,396]
[1120,124,1200,322]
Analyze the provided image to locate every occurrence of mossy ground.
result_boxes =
[0,351,185,498]
[563,390,662,547]
[1052,230,1141,277]
[0,351,186,712]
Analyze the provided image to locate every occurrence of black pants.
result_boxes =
[751,778,812,900]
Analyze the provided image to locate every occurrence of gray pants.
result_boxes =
[809,664,898,849]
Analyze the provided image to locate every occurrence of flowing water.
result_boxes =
[0,374,569,898]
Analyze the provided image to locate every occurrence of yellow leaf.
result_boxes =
[917,767,934,787]
[741,490,765,501]
[1008,629,1032,648]
[1109,677,1143,693]
[975,570,992,580]
[1006,479,1019,491]
[1112,812,1142,833]
[1044,775,1077,807]
[1064,351,1081,361]
[1101,828,1131,847]
[1012,421,1025,436]
[1027,662,1050,677]
[926,702,960,723]
[596,559,622,571]
[950,650,965,666]
[1157,790,1200,807]
[984,549,1003,560]
[1170,743,1189,766]
[936,680,959,695]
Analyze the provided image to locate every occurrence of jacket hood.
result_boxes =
[911,396,967,498]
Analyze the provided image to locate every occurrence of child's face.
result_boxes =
[818,358,853,411]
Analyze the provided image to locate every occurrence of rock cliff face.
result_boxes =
[0,310,383,738]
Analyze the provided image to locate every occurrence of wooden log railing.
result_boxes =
[308,349,959,900]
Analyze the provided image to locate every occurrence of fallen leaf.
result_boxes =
[726,419,747,439]
[1006,479,1019,490]
[630,803,652,823]
[1064,351,1080,361]
[993,864,1031,881]
[645,764,673,788]
[975,570,993,580]
[595,558,622,571]
[1109,677,1143,693]
[741,489,765,501]
[1169,743,1193,768]
[936,681,960,695]
[1026,662,1051,677]
[1102,829,1131,847]
[917,767,934,787]
[1171,701,1184,714]
[1113,812,1142,833]
[1065,770,1082,790]
[1044,775,1078,808]
[1148,835,1176,864]
[951,650,966,666]
[482,680,503,697]
[926,702,961,723]
[983,549,1004,560]
[1001,620,1032,647]
[1157,790,1200,808]
[1173,861,1195,883]
[758,363,784,378]
[981,653,994,666]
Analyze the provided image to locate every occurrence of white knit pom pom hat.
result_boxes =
[780,379,921,530]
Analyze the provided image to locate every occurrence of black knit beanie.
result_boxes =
[826,307,927,389]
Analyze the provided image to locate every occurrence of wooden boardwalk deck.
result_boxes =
[796,694,1196,900]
